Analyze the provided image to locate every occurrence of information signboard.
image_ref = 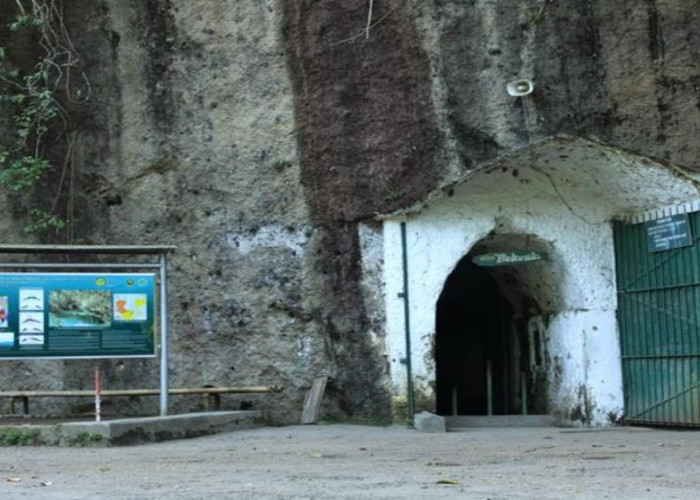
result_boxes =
[646,214,693,253]
[0,273,156,358]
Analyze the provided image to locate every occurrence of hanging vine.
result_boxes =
[0,0,89,238]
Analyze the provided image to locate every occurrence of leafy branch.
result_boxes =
[0,0,89,237]
[330,0,399,47]
[520,0,552,27]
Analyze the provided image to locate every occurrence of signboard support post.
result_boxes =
[159,252,169,416]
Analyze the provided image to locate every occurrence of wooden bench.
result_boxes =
[0,386,282,415]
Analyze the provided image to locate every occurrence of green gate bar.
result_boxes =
[614,214,700,426]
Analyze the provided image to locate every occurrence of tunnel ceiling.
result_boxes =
[469,234,565,315]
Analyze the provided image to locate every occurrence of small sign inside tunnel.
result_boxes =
[472,251,545,267]
[646,214,693,253]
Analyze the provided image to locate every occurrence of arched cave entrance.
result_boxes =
[435,234,556,416]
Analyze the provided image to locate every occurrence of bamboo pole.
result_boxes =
[0,386,282,398]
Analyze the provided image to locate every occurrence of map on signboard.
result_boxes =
[0,296,8,328]
[114,294,147,321]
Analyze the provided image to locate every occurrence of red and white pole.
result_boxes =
[94,366,101,422]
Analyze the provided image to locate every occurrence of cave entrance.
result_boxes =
[435,235,553,416]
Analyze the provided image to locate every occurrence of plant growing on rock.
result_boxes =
[0,0,89,237]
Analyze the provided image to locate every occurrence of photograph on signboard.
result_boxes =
[19,289,44,311]
[113,294,148,322]
[49,290,112,328]
[0,331,14,348]
[0,296,8,328]
[19,334,44,345]
[19,312,45,333]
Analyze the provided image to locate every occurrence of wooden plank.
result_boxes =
[300,376,328,424]
[0,386,281,398]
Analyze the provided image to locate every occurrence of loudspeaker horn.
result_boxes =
[506,79,534,97]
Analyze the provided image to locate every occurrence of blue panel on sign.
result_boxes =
[0,273,156,359]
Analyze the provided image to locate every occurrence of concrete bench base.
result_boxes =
[3,411,264,446]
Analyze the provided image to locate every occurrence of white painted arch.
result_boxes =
[374,136,700,425]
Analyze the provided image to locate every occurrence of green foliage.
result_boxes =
[0,154,51,193]
[0,427,44,446]
[0,427,104,447]
[1,68,60,144]
[24,208,67,234]
[9,14,43,31]
[0,1,88,237]
[67,431,104,447]
[383,189,406,203]
[320,415,392,426]
[520,0,549,27]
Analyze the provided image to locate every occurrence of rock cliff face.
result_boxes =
[0,0,698,422]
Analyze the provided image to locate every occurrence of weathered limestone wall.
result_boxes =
[0,0,340,422]
[80,0,341,421]
[414,0,700,171]
[0,0,698,422]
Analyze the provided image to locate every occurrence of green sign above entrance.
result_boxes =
[0,273,156,359]
[472,251,546,267]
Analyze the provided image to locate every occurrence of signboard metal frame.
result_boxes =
[0,245,175,416]
[0,272,157,359]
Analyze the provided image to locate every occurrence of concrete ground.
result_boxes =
[2,424,700,499]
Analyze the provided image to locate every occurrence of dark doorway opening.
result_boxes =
[435,241,550,416]
[435,258,509,415]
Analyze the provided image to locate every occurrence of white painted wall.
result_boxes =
[381,165,625,425]
[370,139,700,425]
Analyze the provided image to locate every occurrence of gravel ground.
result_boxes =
[2,424,700,499]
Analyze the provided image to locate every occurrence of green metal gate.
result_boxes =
[614,212,700,426]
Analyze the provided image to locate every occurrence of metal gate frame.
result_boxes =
[614,214,700,426]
